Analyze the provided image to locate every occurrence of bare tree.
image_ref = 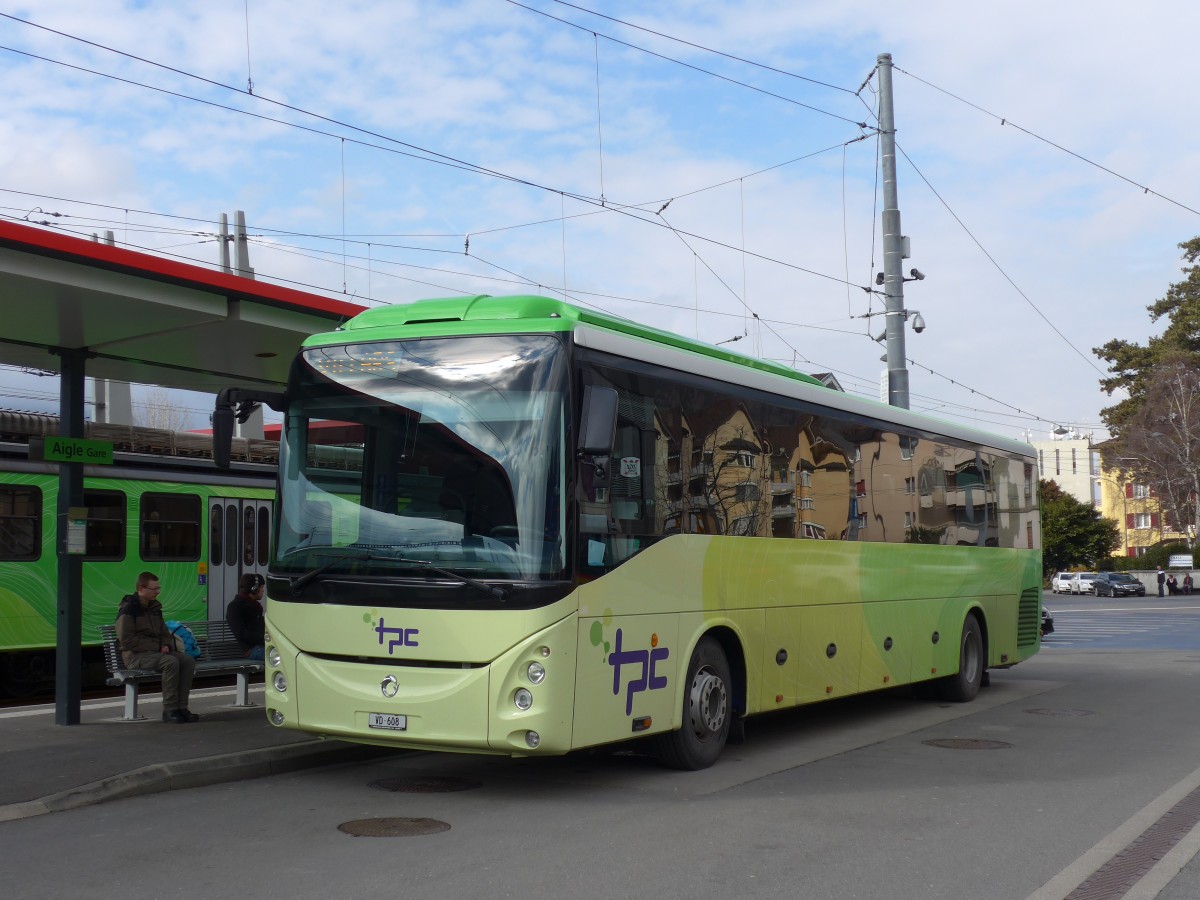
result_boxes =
[1115,356,1200,547]
[135,386,191,432]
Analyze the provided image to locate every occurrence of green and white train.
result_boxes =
[0,412,274,695]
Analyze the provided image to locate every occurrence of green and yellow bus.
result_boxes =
[0,413,274,695]
[218,294,1042,769]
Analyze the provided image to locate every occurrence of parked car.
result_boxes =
[1070,572,1097,594]
[1092,572,1147,597]
[1051,572,1073,594]
[1042,606,1055,636]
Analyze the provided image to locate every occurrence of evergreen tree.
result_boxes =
[1096,237,1200,435]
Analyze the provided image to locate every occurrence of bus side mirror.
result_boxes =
[578,385,618,491]
[578,386,617,457]
[212,387,286,469]
[212,401,235,469]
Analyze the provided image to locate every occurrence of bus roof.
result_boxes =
[304,294,1034,459]
[306,294,827,388]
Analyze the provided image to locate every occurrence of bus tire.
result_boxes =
[653,636,731,770]
[939,613,983,703]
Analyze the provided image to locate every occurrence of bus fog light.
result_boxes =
[273,672,288,693]
[527,662,546,684]
[538,645,550,657]
[268,708,285,726]
[514,688,533,710]
[263,630,272,643]
[525,730,540,748]
[267,647,281,667]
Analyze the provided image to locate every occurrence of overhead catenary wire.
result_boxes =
[894,66,1200,219]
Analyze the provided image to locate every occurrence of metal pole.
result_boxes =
[877,53,909,409]
[55,348,87,725]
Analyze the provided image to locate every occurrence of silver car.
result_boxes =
[1070,572,1097,594]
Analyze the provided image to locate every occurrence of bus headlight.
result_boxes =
[527,662,546,684]
[273,672,288,693]
[267,646,281,667]
[514,688,533,710]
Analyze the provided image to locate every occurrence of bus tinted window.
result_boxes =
[579,357,1039,570]
[0,485,41,561]
[141,493,201,560]
[85,490,125,561]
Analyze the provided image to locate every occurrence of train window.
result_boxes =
[243,506,256,566]
[141,493,201,561]
[224,505,238,568]
[85,490,125,561]
[256,506,269,565]
[0,485,41,561]
[210,503,222,566]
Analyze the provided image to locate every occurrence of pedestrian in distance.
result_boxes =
[1185,573,1194,595]
[115,572,198,724]
[1157,566,1166,597]
[1168,573,1179,595]
[226,572,266,660]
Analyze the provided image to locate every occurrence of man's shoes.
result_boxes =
[162,709,191,724]
[179,708,200,722]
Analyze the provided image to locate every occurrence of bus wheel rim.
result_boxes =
[690,667,727,738]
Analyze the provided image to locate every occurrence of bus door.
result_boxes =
[208,498,272,621]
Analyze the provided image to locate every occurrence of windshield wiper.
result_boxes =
[395,557,508,602]
[289,550,508,601]
[291,550,383,594]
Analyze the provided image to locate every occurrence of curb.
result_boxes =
[0,740,394,823]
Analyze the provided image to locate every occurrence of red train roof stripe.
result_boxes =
[0,220,366,320]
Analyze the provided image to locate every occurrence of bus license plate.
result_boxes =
[368,713,407,731]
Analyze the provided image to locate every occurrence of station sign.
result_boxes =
[29,436,114,465]
[1169,554,1193,569]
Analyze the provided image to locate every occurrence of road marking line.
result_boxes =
[1027,762,1200,899]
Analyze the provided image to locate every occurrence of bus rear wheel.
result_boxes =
[653,637,731,770]
[939,613,984,702]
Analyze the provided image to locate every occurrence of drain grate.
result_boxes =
[1066,783,1200,898]
[338,817,451,837]
[922,738,1013,750]
[369,775,482,793]
[1025,708,1096,717]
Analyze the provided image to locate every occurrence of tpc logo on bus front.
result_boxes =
[608,628,669,715]
[373,616,419,653]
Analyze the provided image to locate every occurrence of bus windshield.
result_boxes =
[275,334,567,594]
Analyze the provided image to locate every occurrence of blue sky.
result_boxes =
[1,0,1197,438]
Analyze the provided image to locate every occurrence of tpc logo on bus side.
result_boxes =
[608,628,669,715]
[375,617,419,654]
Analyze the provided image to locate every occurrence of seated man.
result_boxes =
[226,573,266,660]
[116,572,198,724]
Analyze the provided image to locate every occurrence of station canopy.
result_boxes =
[0,220,366,393]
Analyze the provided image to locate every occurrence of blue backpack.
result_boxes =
[166,621,201,658]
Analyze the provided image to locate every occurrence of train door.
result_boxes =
[208,498,272,621]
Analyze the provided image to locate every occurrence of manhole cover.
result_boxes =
[338,817,451,837]
[923,738,1012,750]
[1025,707,1096,717]
[369,775,482,793]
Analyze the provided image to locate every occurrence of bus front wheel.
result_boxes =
[653,637,731,770]
[939,613,984,702]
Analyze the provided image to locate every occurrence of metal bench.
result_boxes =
[98,621,264,720]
